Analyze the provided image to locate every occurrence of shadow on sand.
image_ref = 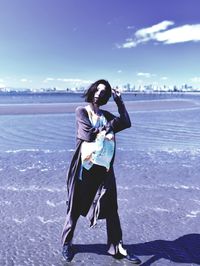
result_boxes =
[72,234,200,265]
[127,233,200,265]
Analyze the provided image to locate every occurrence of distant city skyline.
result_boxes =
[0,0,200,90]
[1,82,198,94]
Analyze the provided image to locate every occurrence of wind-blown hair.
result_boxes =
[83,79,112,103]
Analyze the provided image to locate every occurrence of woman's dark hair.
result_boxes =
[83,79,112,103]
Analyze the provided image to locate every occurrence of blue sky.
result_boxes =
[0,0,200,89]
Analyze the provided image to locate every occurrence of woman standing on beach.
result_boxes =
[61,79,141,264]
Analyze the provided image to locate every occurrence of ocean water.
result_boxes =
[0,93,200,199]
[1,91,200,104]
[0,94,200,265]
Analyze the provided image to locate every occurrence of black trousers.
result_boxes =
[61,165,122,246]
[61,206,122,246]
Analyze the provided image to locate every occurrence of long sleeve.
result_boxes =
[103,99,131,134]
[76,106,99,142]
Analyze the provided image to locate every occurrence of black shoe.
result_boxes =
[125,254,141,264]
[113,252,141,264]
[62,243,74,262]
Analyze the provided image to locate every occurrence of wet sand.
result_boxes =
[0,98,199,115]
[1,99,200,265]
[1,149,200,266]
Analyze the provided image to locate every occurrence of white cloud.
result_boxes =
[43,77,92,87]
[155,24,200,44]
[20,78,32,83]
[117,70,122,73]
[191,77,200,83]
[0,78,9,87]
[136,20,174,38]
[127,25,135,30]
[118,21,200,48]
[119,41,137,48]
[57,78,81,83]
[161,76,168,80]
[57,78,92,84]
[137,72,155,78]
[0,82,6,87]
[43,77,55,83]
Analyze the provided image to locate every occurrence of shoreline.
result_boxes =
[0,99,199,115]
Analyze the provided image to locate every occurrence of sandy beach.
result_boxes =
[1,98,200,265]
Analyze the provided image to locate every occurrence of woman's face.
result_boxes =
[93,84,109,106]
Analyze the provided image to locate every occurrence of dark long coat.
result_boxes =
[66,99,131,226]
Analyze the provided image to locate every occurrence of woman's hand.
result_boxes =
[112,88,122,103]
